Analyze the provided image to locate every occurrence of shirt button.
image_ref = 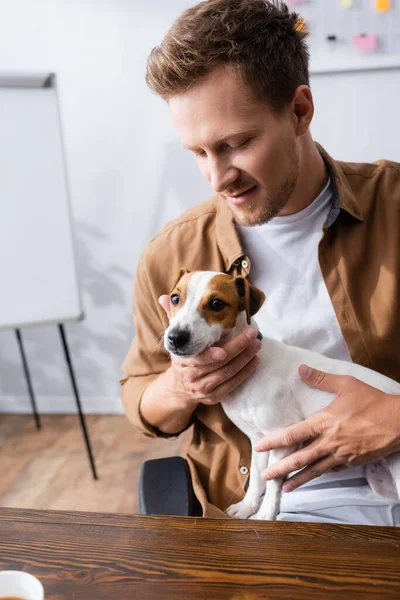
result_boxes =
[241,260,249,268]
[240,466,249,475]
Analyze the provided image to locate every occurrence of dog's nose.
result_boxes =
[168,328,190,349]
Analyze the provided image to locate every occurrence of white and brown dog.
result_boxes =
[164,269,400,520]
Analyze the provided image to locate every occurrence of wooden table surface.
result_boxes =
[1,508,400,599]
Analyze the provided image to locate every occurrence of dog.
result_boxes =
[164,269,400,520]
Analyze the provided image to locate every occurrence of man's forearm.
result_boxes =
[137,370,198,435]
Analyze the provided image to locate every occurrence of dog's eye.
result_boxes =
[209,298,226,311]
[170,294,180,306]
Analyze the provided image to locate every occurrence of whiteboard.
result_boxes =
[0,73,83,330]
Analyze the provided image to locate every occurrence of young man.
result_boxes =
[121,0,400,524]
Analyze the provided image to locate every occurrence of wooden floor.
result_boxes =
[0,414,191,514]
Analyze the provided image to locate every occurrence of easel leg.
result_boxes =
[58,323,98,480]
[15,329,41,430]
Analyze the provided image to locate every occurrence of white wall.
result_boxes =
[0,0,398,414]
[311,68,400,163]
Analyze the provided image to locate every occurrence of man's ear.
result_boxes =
[234,277,265,324]
[171,268,190,291]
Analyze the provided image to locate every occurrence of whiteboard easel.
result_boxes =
[0,73,97,479]
[0,73,83,329]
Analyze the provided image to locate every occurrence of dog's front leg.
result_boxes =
[225,444,269,519]
[252,446,296,521]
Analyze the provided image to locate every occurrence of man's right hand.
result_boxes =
[158,294,261,408]
[136,295,261,436]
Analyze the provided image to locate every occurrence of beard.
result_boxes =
[226,148,300,227]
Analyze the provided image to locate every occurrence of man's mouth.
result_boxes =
[227,185,258,206]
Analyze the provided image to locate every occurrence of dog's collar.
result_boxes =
[256,331,263,341]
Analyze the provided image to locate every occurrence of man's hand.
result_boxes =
[255,365,400,492]
[158,294,261,408]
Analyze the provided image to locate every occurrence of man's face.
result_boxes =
[169,65,300,227]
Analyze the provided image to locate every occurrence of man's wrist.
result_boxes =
[138,396,195,438]
[159,366,201,411]
[140,368,198,436]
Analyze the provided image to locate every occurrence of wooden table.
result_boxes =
[1,508,400,599]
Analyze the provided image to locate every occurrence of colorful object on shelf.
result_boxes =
[354,34,377,52]
[341,0,353,7]
[375,0,390,12]
[295,17,307,33]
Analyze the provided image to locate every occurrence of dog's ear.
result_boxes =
[235,277,247,314]
[249,283,265,317]
[234,277,265,324]
[171,268,190,291]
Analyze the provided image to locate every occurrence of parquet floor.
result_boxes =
[0,414,191,513]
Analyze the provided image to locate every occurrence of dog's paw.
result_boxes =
[225,499,259,519]
[250,506,277,521]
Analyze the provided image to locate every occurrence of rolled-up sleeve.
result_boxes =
[120,247,171,438]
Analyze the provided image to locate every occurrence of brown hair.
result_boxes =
[146,0,310,112]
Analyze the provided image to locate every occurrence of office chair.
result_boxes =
[139,456,202,516]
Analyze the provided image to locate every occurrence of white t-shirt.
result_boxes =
[238,180,399,525]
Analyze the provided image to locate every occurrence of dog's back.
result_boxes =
[223,336,400,436]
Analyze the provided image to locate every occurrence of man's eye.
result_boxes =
[209,298,226,311]
[236,138,252,149]
[220,138,252,153]
[171,294,180,306]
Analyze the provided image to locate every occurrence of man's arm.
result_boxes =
[138,371,198,435]
[254,365,400,490]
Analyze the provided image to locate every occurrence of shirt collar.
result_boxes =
[216,197,244,272]
[216,142,364,271]
[317,142,364,226]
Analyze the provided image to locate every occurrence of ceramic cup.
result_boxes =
[0,571,44,600]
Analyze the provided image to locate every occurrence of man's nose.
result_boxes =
[208,158,239,193]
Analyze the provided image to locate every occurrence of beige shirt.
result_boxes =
[120,144,400,518]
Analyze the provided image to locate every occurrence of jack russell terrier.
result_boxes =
[164,269,400,520]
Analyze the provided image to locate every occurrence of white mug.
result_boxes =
[0,571,44,600]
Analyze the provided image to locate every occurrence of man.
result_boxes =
[121,0,400,524]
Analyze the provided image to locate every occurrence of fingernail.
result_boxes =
[211,348,225,361]
[282,483,293,492]
[251,339,262,351]
[261,470,271,481]
[254,443,263,451]
[299,365,312,378]
[246,328,257,340]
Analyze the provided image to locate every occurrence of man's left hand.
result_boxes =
[255,365,400,492]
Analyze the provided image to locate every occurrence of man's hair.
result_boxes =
[146,0,310,112]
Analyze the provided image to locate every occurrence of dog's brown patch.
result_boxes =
[198,274,241,328]
[169,269,193,317]
[235,276,266,323]
[169,271,265,324]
